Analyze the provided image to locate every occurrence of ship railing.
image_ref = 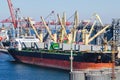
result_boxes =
[21,41,46,51]
[21,42,27,49]
[33,42,39,50]
[21,42,32,49]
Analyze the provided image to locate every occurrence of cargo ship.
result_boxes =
[7,14,119,70]
[7,36,118,70]
[3,0,119,70]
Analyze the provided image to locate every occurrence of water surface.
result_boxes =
[0,53,69,80]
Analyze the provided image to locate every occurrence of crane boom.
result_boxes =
[93,13,104,26]
[83,21,96,45]
[41,17,57,42]
[88,25,109,43]
[28,17,43,42]
[87,20,96,39]
[7,0,17,28]
[57,14,67,36]
[83,20,91,29]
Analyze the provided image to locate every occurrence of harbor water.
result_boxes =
[0,52,69,80]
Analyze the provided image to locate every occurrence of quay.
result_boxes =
[70,67,120,80]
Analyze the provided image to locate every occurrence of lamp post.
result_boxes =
[70,33,73,72]
[70,43,73,72]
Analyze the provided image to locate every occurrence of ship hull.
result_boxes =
[8,49,117,70]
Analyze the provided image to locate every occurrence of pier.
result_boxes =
[70,67,120,80]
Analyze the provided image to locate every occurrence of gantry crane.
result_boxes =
[7,0,17,28]
[41,17,57,43]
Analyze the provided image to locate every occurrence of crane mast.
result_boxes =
[62,12,66,27]
[7,0,17,28]
[57,14,67,43]
[72,11,79,42]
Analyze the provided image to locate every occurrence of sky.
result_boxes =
[1,0,120,24]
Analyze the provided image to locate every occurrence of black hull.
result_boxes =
[8,49,118,70]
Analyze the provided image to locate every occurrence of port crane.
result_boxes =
[5,0,73,28]
[0,0,18,27]
[7,0,17,28]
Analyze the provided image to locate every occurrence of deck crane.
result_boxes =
[62,12,73,43]
[86,25,109,45]
[7,0,17,28]
[57,13,68,43]
[28,17,43,42]
[57,11,79,44]
[82,13,110,45]
[88,25,110,43]
[101,36,115,52]
[102,37,109,51]
[57,13,74,44]
[83,13,103,29]
[41,17,57,43]
[81,14,96,44]
[82,24,110,45]
[85,20,96,43]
